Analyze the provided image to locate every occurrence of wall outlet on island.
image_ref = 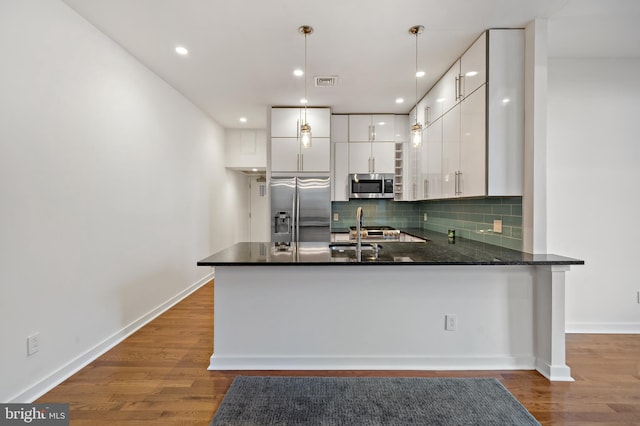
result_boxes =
[445,314,457,331]
[493,219,502,233]
[333,213,339,222]
[423,213,428,222]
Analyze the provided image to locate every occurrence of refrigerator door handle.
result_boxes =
[295,185,300,243]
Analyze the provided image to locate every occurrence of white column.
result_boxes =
[534,265,573,381]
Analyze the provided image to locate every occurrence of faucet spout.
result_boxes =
[356,207,364,259]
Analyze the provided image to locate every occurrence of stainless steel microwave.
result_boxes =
[349,173,395,199]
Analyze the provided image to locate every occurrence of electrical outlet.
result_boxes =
[423,213,428,222]
[333,213,339,221]
[493,219,503,233]
[445,314,457,331]
[27,333,39,356]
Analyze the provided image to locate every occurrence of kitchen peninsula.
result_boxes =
[198,230,583,381]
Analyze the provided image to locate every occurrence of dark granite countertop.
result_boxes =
[197,229,584,266]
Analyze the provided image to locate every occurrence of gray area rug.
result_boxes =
[210,376,540,425]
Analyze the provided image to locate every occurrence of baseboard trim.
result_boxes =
[208,354,536,371]
[10,272,214,403]
[566,322,640,334]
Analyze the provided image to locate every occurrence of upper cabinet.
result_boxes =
[459,32,486,99]
[348,114,396,142]
[270,107,331,173]
[399,29,524,202]
[271,107,331,139]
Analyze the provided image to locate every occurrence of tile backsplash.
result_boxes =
[331,197,523,251]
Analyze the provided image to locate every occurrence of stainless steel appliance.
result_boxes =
[349,173,394,199]
[349,225,401,241]
[270,176,331,243]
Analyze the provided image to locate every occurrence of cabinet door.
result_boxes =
[441,104,460,198]
[372,142,395,174]
[348,115,373,142]
[348,142,372,173]
[459,87,486,197]
[394,115,409,142]
[431,60,460,122]
[331,142,349,201]
[305,108,331,138]
[460,32,486,98]
[371,114,395,141]
[271,137,301,172]
[271,108,301,138]
[300,137,330,172]
[331,115,349,142]
[423,118,442,199]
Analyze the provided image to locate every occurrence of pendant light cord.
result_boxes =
[304,30,308,124]
[415,30,419,126]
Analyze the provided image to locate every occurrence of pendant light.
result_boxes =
[409,25,424,148]
[299,25,313,148]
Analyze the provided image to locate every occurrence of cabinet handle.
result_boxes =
[459,74,465,99]
[412,182,417,199]
[300,153,303,171]
[455,171,463,195]
[296,119,300,139]
[424,179,428,197]
[425,106,430,126]
[454,171,459,195]
[455,76,459,101]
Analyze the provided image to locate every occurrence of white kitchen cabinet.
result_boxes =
[423,118,442,199]
[441,104,461,198]
[348,141,395,174]
[348,114,395,142]
[347,114,396,174]
[415,29,523,200]
[460,32,486,99]
[331,114,349,142]
[271,138,330,172]
[270,107,331,173]
[440,87,485,199]
[458,87,486,197]
[271,107,330,138]
[331,142,349,201]
[348,142,371,173]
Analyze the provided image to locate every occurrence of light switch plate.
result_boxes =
[333,213,339,222]
[493,219,502,233]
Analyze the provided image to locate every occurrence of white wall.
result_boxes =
[224,128,267,170]
[0,0,248,401]
[547,58,640,332]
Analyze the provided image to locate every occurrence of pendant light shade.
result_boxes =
[299,25,313,148]
[409,25,424,148]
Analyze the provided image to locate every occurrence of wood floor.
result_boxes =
[38,280,640,425]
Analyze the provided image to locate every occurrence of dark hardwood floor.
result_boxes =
[37,281,640,425]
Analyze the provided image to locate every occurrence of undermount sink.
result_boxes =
[328,242,382,252]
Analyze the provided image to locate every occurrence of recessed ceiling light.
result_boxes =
[252,168,258,172]
[300,98,308,104]
[239,117,247,123]
[436,98,446,103]
[465,71,478,77]
[175,46,189,55]
[395,98,404,104]
[293,69,304,77]
[502,98,511,104]
[416,71,425,77]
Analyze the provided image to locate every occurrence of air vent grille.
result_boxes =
[314,76,338,87]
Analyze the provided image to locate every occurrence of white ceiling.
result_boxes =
[61,0,640,129]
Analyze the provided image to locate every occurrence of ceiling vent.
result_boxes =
[314,76,338,87]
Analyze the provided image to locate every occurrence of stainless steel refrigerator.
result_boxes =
[270,176,331,243]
